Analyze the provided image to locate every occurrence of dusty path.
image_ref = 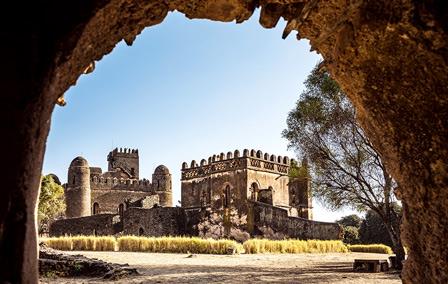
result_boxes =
[41,251,401,283]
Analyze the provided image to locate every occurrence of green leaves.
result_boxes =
[38,175,66,234]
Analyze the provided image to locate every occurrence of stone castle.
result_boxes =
[65,148,172,220]
[50,148,341,241]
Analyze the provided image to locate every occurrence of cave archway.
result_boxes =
[1,1,447,283]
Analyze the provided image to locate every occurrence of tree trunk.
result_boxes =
[383,218,405,270]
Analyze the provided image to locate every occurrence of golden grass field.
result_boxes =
[43,236,393,255]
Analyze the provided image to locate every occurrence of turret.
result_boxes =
[107,147,139,179]
[152,165,172,207]
[65,156,91,218]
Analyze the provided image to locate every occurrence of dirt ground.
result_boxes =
[40,251,401,283]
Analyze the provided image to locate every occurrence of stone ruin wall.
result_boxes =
[247,169,289,207]
[49,214,120,237]
[250,201,342,240]
[91,190,157,215]
[89,169,170,214]
[122,207,186,237]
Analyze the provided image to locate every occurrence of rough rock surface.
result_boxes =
[0,1,447,283]
[39,244,139,280]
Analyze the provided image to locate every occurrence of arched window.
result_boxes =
[92,202,100,215]
[250,182,259,201]
[118,203,124,218]
[139,227,145,236]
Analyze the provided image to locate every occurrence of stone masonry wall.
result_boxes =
[122,207,186,237]
[91,190,156,214]
[250,201,342,240]
[49,214,120,237]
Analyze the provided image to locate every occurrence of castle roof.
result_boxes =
[70,156,89,167]
[154,165,170,175]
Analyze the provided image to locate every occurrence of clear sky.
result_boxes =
[43,11,356,222]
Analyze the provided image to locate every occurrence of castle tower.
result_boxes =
[65,156,91,218]
[107,147,139,179]
[152,165,172,207]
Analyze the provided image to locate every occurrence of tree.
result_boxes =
[360,207,401,247]
[283,63,405,267]
[342,226,360,244]
[38,175,65,234]
[336,214,362,244]
[336,214,362,228]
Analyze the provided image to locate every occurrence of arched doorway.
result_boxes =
[250,182,259,201]
[138,227,145,236]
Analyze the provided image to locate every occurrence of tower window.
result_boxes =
[93,202,100,215]
[224,185,231,208]
[118,203,125,219]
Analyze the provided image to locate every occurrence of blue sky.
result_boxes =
[43,11,356,222]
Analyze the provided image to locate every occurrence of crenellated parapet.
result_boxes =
[90,176,152,192]
[108,147,139,156]
[181,149,293,180]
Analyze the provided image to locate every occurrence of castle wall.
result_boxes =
[49,214,120,237]
[247,169,289,207]
[90,178,152,192]
[250,201,342,240]
[122,207,186,237]
[91,190,156,214]
[181,170,248,213]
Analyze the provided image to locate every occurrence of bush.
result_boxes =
[347,244,393,254]
[117,236,243,254]
[243,239,348,254]
[342,226,360,244]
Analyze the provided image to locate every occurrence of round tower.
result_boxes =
[152,165,172,207]
[65,156,91,218]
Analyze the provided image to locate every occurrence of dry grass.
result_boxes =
[44,236,116,251]
[118,236,244,254]
[347,244,393,254]
[44,236,243,254]
[243,239,348,254]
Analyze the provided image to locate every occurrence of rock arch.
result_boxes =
[1,1,447,283]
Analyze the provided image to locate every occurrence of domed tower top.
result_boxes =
[154,165,170,175]
[152,165,172,207]
[70,156,89,167]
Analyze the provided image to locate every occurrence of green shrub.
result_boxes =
[243,239,348,254]
[347,244,393,254]
[342,226,360,244]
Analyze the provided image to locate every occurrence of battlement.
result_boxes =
[108,147,139,157]
[181,149,294,180]
[90,176,152,192]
